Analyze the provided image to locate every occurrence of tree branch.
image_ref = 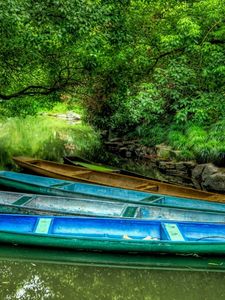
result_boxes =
[0,80,81,101]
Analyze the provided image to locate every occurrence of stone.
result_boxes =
[201,163,218,181]
[155,144,172,160]
[192,164,206,181]
[203,173,225,192]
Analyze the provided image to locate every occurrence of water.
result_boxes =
[1,257,225,300]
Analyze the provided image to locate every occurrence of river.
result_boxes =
[0,246,225,300]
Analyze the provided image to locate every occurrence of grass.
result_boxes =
[0,116,102,169]
[166,121,225,165]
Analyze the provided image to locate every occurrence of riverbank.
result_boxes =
[104,139,225,194]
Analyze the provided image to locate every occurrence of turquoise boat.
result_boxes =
[2,214,225,255]
[3,191,225,222]
[1,171,225,213]
[2,244,225,272]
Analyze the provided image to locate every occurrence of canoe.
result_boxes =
[2,171,225,212]
[13,156,225,202]
[3,191,225,222]
[0,171,161,202]
[3,244,225,272]
[2,214,225,255]
[63,155,159,180]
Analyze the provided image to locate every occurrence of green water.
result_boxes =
[1,259,225,300]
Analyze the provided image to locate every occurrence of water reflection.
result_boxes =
[1,259,225,300]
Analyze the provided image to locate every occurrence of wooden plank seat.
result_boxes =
[135,183,158,191]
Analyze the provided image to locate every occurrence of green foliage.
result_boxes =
[136,125,168,147]
[0,116,101,168]
[167,131,187,150]
[110,83,165,132]
[167,121,225,164]
[0,96,55,117]
[0,0,225,165]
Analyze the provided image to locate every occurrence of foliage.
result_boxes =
[0,0,225,164]
[0,117,101,169]
[167,121,225,165]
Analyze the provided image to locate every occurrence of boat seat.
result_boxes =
[12,196,34,206]
[122,206,138,218]
[135,183,158,191]
[162,223,185,241]
[140,195,164,203]
[50,182,72,188]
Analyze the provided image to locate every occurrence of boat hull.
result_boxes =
[3,191,225,222]
[2,230,225,255]
[2,172,225,214]
[13,156,225,202]
[1,214,225,255]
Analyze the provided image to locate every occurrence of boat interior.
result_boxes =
[21,159,159,192]
[1,215,225,242]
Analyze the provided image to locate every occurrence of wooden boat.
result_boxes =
[2,244,225,272]
[13,156,225,202]
[3,191,225,222]
[2,214,225,255]
[63,155,159,180]
[2,171,225,212]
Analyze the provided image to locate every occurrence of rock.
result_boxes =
[192,164,206,189]
[41,111,81,123]
[203,172,225,192]
[155,144,172,160]
[67,112,81,120]
[192,163,225,193]
[201,163,218,181]
[104,138,225,192]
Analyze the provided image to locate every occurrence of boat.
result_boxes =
[2,244,225,272]
[13,156,225,202]
[3,191,225,222]
[2,171,225,212]
[2,214,225,255]
[63,155,159,180]
[0,171,161,202]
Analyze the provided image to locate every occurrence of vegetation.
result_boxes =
[0,0,224,163]
[0,117,101,169]
[167,121,225,165]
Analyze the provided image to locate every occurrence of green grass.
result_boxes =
[166,121,225,165]
[0,116,101,169]
[41,100,84,115]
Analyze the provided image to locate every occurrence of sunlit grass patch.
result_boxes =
[0,116,101,169]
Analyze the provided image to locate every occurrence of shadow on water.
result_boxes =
[0,245,225,299]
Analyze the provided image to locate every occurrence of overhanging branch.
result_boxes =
[0,80,82,101]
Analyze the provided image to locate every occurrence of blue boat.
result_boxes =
[1,214,225,255]
[1,171,225,213]
[2,191,225,222]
